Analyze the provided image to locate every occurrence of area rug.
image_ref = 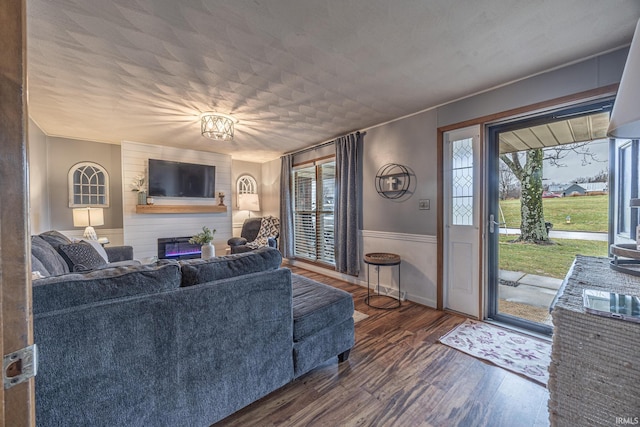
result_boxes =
[353,310,369,323]
[439,320,551,386]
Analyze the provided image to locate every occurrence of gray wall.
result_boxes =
[437,48,628,127]
[359,47,629,236]
[362,110,438,234]
[261,158,281,218]
[47,137,123,230]
[28,119,50,234]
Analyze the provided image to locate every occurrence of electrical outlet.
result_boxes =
[419,199,430,210]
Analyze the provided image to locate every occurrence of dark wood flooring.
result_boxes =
[216,266,550,427]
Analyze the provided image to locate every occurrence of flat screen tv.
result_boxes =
[148,159,215,198]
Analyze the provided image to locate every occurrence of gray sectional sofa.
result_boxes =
[31,231,355,426]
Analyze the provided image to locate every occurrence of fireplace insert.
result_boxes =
[157,237,201,260]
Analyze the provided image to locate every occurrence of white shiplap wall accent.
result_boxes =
[121,141,232,259]
[287,230,438,308]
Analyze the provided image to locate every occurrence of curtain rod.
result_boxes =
[284,131,362,157]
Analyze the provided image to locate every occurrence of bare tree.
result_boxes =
[500,141,603,243]
[499,159,519,200]
[501,149,547,242]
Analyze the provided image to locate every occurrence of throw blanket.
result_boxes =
[246,216,280,249]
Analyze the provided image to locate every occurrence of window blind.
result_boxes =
[293,160,335,265]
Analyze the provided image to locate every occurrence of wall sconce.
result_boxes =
[73,207,104,240]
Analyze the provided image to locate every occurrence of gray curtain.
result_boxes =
[335,132,362,276]
[279,154,295,259]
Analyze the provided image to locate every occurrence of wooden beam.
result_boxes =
[0,0,35,424]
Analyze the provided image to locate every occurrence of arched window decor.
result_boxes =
[237,174,258,195]
[236,175,258,206]
[68,162,109,207]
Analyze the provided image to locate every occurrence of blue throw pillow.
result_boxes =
[58,241,108,272]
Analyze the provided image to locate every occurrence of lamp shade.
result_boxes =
[608,18,640,138]
[238,193,260,211]
[73,207,104,227]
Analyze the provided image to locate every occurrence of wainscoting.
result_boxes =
[121,141,232,259]
[288,230,438,308]
[361,230,437,307]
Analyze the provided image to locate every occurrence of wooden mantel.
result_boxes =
[135,204,227,214]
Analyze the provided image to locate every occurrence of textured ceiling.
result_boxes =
[27,0,640,162]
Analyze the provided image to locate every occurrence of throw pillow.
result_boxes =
[73,238,109,263]
[39,230,72,250]
[246,216,280,249]
[31,235,70,275]
[58,241,108,272]
[31,253,50,278]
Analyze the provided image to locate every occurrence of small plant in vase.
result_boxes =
[131,173,147,205]
[189,226,217,259]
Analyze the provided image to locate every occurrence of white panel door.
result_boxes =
[443,126,481,317]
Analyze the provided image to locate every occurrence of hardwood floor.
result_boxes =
[216,266,550,427]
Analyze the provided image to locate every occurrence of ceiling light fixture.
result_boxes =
[201,112,236,141]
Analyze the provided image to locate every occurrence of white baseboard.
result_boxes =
[285,229,438,309]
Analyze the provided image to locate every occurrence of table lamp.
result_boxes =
[238,193,260,217]
[72,207,104,240]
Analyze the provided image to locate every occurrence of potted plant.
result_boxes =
[131,173,147,205]
[189,226,217,259]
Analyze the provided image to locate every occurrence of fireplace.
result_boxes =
[157,237,201,260]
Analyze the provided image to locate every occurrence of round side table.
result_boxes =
[364,252,401,309]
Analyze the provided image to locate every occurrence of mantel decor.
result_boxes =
[374,163,410,199]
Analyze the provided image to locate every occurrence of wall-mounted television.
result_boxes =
[148,159,215,198]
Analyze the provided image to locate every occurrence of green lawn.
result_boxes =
[499,195,608,233]
[499,235,609,278]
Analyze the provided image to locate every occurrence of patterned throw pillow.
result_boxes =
[73,238,109,263]
[246,216,280,249]
[58,241,108,272]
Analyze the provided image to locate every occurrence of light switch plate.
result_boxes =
[419,199,430,210]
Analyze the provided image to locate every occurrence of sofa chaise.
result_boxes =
[31,231,354,426]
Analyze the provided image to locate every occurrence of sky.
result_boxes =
[542,139,609,184]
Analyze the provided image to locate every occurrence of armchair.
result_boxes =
[228,217,279,254]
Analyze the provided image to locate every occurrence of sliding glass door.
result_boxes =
[292,159,336,265]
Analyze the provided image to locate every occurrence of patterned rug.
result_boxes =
[439,320,551,386]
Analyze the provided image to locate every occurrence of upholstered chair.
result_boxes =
[228,217,279,254]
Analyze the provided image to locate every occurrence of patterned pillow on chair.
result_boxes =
[246,216,280,249]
